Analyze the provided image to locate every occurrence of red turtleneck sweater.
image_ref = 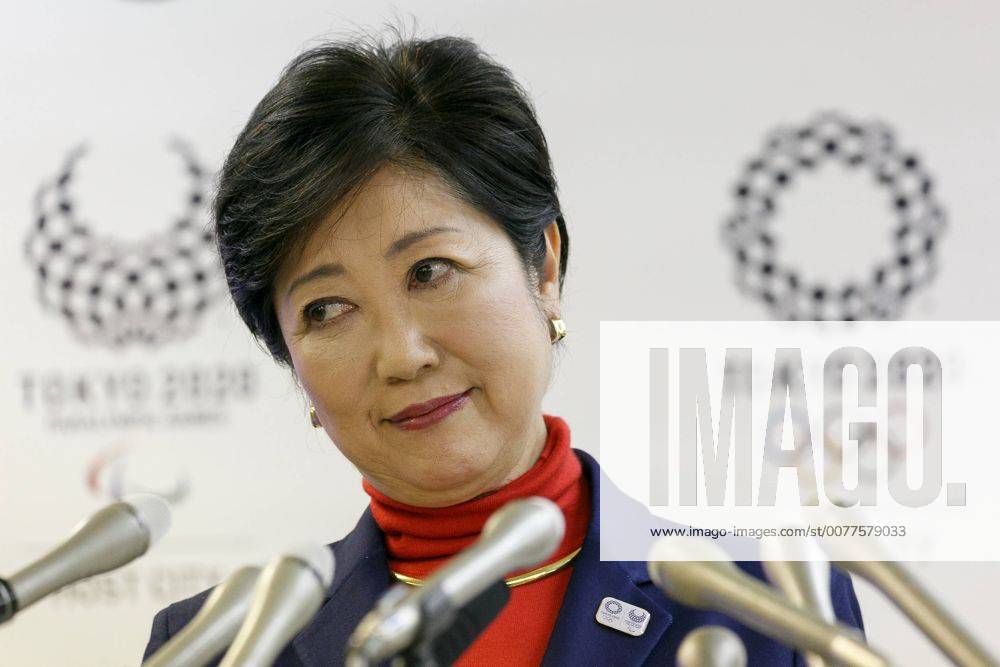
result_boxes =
[363,413,591,665]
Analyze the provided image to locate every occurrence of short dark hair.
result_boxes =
[213,29,569,365]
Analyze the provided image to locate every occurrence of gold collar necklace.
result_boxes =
[390,546,582,588]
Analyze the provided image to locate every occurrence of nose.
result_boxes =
[373,307,440,383]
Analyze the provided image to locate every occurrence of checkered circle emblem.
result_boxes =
[627,609,647,623]
[24,141,224,347]
[722,111,947,320]
[603,599,623,614]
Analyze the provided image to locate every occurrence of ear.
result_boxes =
[538,219,562,309]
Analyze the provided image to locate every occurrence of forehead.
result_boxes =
[309,165,485,257]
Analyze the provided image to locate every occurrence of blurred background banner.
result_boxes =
[1,1,998,665]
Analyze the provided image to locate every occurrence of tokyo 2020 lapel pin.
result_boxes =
[595,596,651,636]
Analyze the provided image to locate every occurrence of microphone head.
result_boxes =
[759,535,828,564]
[648,535,733,565]
[121,493,172,548]
[759,536,835,622]
[481,497,565,569]
[813,506,894,563]
[647,537,737,607]
[676,625,747,667]
[285,543,335,590]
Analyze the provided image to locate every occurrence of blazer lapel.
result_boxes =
[542,449,676,665]
[292,508,393,667]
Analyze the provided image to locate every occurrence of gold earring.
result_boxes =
[309,405,322,428]
[549,317,567,343]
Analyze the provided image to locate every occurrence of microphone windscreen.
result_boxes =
[647,537,738,607]
[759,535,828,564]
[122,494,172,547]
[481,496,565,568]
[677,625,747,667]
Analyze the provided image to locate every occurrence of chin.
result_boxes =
[406,460,497,503]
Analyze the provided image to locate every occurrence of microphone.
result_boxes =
[760,536,835,667]
[834,560,997,667]
[403,579,510,667]
[143,565,262,667]
[0,494,171,625]
[647,537,890,667]
[813,504,997,667]
[218,544,335,667]
[346,496,565,666]
[676,625,748,667]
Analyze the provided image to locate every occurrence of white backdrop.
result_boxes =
[2,1,999,665]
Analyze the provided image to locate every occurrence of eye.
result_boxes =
[300,258,456,329]
[303,299,351,325]
[410,258,454,289]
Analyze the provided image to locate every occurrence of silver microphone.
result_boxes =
[218,544,335,667]
[346,496,565,666]
[676,625,747,667]
[143,565,262,667]
[834,560,997,667]
[647,537,890,667]
[813,504,997,667]
[0,493,171,625]
[760,536,835,667]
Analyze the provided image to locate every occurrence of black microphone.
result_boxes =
[402,579,510,666]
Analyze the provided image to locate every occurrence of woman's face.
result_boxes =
[273,165,563,507]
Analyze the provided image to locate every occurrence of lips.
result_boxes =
[387,389,472,423]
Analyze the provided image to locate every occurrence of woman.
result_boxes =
[143,31,865,665]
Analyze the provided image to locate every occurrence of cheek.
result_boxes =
[456,283,551,399]
[290,339,366,426]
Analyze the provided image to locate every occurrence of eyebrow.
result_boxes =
[284,226,462,301]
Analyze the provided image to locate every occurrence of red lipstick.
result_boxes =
[387,388,472,431]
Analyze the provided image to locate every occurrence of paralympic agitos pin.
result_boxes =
[595,596,651,636]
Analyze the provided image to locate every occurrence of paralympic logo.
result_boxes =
[23,140,225,348]
[85,442,191,506]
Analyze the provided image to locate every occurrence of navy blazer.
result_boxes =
[143,448,865,665]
